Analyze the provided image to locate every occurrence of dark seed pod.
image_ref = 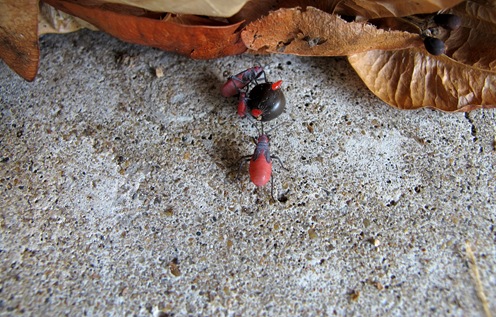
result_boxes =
[247,82,286,122]
[434,14,462,31]
[423,37,446,56]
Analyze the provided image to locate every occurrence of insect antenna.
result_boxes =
[265,121,290,138]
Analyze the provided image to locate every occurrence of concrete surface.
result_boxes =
[1,29,495,316]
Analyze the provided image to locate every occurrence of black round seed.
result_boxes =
[247,82,286,122]
[434,14,462,31]
[424,37,446,56]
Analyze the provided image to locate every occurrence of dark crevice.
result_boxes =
[464,112,477,141]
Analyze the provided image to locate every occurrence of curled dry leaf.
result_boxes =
[348,0,496,111]
[39,2,98,35]
[335,0,465,19]
[453,0,496,33]
[241,7,422,56]
[44,0,247,59]
[348,49,496,111]
[230,0,341,24]
[446,0,496,71]
[83,0,249,17]
[445,27,496,71]
[0,0,39,81]
[231,0,464,24]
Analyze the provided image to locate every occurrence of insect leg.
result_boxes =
[236,155,252,181]
[271,155,288,171]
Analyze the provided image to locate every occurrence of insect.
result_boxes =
[221,66,286,122]
[247,80,285,121]
[220,66,266,98]
[237,92,248,118]
[238,123,287,201]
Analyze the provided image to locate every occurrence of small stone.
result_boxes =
[375,281,384,290]
[169,258,181,277]
[350,290,360,301]
[308,228,317,239]
[307,123,314,133]
[164,207,173,217]
[155,67,164,78]
[363,218,370,227]
[368,237,380,247]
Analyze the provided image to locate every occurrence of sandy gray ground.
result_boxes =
[1,30,495,316]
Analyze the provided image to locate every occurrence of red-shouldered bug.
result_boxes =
[220,66,266,98]
[238,123,288,201]
[249,134,273,187]
[237,92,248,118]
[247,80,286,122]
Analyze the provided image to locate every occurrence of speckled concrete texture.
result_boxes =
[1,30,495,316]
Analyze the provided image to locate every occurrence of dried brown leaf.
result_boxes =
[163,14,229,27]
[348,0,496,111]
[444,1,496,71]
[336,0,465,19]
[452,0,496,28]
[44,0,247,59]
[445,27,496,71]
[230,0,341,24]
[232,0,462,24]
[348,49,496,111]
[0,0,39,81]
[83,0,249,17]
[39,2,98,35]
[241,7,422,56]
